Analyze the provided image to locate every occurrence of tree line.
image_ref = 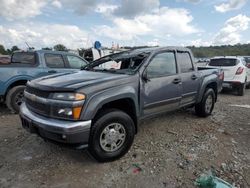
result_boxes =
[0,44,68,55]
[188,43,250,58]
[1,43,250,58]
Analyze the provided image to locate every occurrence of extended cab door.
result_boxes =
[177,51,200,106]
[141,51,182,116]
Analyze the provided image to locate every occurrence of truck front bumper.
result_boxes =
[19,103,91,147]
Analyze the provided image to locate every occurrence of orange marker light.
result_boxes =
[73,107,82,120]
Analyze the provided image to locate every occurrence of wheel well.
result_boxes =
[94,98,138,133]
[5,80,27,99]
[206,82,217,101]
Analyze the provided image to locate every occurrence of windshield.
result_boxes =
[209,58,237,67]
[82,51,150,74]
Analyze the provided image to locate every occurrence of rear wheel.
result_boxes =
[195,88,215,117]
[237,83,245,96]
[88,109,135,162]
[246,82,250,89]
[6,85,26,113]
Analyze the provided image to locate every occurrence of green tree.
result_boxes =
[0,44,7,55]
[53,44,67,51]
[11,46,20,52]
[42,47,52,50]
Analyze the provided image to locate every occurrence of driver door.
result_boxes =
[141,51,182,116]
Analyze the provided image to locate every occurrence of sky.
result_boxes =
[0,0,250,49]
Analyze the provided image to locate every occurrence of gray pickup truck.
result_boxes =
[20,47,223,162]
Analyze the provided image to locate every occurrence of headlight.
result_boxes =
[50,92,85,120]
[51,93,85,101]
[52,106,82,120]
[51,105,83,120]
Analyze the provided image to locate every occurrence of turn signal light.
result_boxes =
[73,107,82,120]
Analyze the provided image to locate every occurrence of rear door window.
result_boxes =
[177,52,194,73]
[45,54,65,68]
[209,58,237,66]
[66,55,87,69]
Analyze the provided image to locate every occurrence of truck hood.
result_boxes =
[29,70,131,91]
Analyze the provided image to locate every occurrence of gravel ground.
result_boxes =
[0,90,250,188]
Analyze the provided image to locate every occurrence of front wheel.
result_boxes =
[6,85,26,113]
[88,109,135,162]
[195,88,215,117]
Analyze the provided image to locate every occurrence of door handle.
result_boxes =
[173,78,181,84]
[191,75,198,80]
[48,70,57,73]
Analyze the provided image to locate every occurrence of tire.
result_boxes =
[246,83,250,89]
[6,85,26,113]
[195,88,215,117]
[237,83,245,96]
[88,109,135,162]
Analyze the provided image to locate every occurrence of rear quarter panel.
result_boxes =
[196,69,220,103]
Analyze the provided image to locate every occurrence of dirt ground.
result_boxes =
[0,90,250,188]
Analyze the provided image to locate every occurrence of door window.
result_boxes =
[147,52,177,78]
[66,55,87,69]
[178,52,194,73]
[45,54,65,68]
[11,52,36,65]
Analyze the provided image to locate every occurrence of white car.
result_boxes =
[208,56,250,96]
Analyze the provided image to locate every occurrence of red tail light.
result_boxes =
[236,67,244,75]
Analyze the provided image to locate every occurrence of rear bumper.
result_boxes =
[222,81,243,88]
[20,103,91,146]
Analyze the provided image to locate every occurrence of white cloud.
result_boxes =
[0,23,89,49]
[214,14,250,45]
[185,0,201,3]
[51,0,62,9]
[94,7,199,41]
[94,17,150,40]
[0,0,47,21]
[215,0,247,13]
[0,0,100,20]
[61,0,98,15]
[147,39,160,46]
[95,4,118,15]
[113,0,160,18]
[190,39,211,47]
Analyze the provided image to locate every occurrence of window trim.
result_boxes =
[44,53,66,68]
[177,51,194,73]
[146,50,178,79]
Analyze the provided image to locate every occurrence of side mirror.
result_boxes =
[142,69,150,82]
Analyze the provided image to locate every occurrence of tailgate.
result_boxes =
[219,66,237,81]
